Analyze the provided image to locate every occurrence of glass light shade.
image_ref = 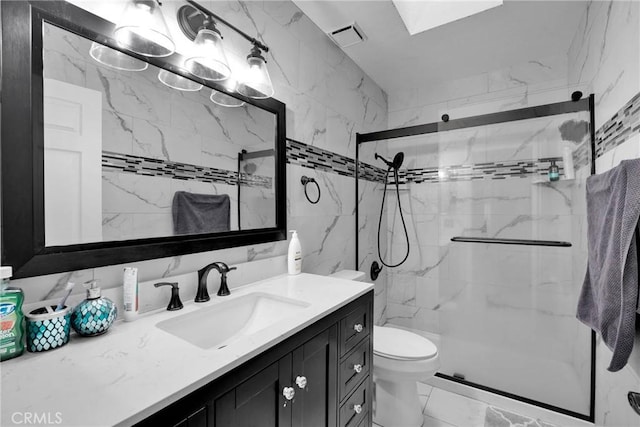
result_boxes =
[237,55,274,99]
[184,29,231,81]
[210,91,245,108]
[158,69,202,91]
[89,42,148,71]
[210,76,245,107]
[114,0,175,58]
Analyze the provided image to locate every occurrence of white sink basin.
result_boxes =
[156,292,310,349]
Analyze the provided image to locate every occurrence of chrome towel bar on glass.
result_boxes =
[301,176,321,204]
[451,237,572,247]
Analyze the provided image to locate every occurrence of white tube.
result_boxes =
[123,267,139,321]
[562,146,575,180]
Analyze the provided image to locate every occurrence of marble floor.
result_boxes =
[373,382,588,427]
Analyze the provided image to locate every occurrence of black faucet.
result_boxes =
[195,262,237,302]
[154,282,183,311]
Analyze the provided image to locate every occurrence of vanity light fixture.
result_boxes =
[177,1,274,100]
[210,76,245,107]
[89,42,149,72]
[184,17,231,81]
[114,0,175,58]
[236,44,274,100]
[157,69,203,91]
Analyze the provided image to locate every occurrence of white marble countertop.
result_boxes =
[0,273,373,427]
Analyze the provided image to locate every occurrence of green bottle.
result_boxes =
[0,267,25,361]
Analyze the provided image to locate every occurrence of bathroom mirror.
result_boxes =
[1,1,287,278]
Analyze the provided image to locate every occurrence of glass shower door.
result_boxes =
[437,110,592,416]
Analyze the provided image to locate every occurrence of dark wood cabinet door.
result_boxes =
[291,325,338,427]
[214,355,293,427]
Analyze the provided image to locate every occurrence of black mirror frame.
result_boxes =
[0,1,287,278]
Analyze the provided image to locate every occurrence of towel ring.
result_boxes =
[301,176,321,204]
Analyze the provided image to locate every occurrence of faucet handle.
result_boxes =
[216,264,236,297]
[214,262,236,274]
[154,282,183,311]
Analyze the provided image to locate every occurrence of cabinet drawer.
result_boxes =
[339,375,370,427]
[339,303,370,356]
[339,337,371,401]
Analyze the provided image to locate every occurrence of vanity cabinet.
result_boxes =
[136,291,373,427]
[215,355,293,427]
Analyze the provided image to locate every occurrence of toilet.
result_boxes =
[329,270,441,427]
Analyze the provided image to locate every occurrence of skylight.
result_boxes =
[391,0,503,35]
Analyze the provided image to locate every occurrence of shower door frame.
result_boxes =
[355,95,596,422]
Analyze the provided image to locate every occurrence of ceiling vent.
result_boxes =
[328,22,366,48]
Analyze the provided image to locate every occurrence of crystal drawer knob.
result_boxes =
[353,364,363,374]
[283,386,295,400]
[295,375,307,389]
[353,323,363,333]
[353,404,363,414]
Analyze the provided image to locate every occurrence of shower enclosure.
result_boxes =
[356,97,595,420]
[237,148,276,230]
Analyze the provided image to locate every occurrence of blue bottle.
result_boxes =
[71,281,117,337]
[548,160,560,182]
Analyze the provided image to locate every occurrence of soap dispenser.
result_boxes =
[71,280,117,337]
[548,160,560,182]
[288,230,302,275]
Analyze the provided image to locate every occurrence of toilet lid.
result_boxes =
[374,326,437,360]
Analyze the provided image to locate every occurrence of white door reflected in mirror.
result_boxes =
[44,78,103,246]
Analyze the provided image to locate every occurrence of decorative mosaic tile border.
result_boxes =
[102,151,273,189]
[390,158,565,184]
[286,139,573,184]
[286,138,387,182]
[595,91,640,158]
[358,162,387,182]
[286,139,354,177]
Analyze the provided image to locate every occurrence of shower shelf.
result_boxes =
[451,237,572,247]
[380,187,410,191]
[531,178,575,185]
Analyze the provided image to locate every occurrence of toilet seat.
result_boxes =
[374,326,437,361]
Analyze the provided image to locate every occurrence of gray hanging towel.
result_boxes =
[577,159,640,372]
[172,191,230,235]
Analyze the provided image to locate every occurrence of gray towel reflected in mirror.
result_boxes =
[172,191,230,235]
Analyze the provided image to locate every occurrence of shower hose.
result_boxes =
[377,166,410,268]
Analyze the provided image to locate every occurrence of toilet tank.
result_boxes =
[329,270,366,282]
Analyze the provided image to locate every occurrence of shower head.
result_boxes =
[375,152,404,170]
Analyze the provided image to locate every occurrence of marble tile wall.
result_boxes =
[388,54,578,130]
[14,1,388,328]
[358,141,390,325]
[567,1,640,425]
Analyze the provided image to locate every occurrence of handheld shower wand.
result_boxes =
[372,151,410,279]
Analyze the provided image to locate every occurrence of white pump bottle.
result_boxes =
[288,230,302,275]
